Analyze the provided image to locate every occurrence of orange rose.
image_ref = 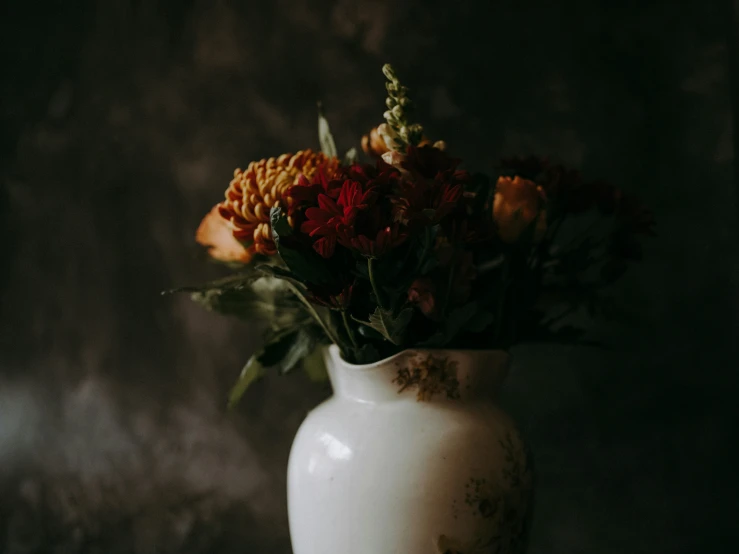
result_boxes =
[493,176,547,243]
[196,205,252,263]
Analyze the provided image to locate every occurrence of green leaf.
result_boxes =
[270,206,293,239]
[261,317,323,375]
[190,288,263,319]
[465,309,495,333]
[418,331,445,348]
[228,326,323,409]
[303,346,329,382]
[363,306,413,345]
[279,247,336,286]
[167,273,286,321]
[163,272,257,296]
[415,225,440,275]
[352,343,381,364]
[278,328,317,375]
[443,302,479,341]
[419,302,483,347]
[256,328,301,366]
[343,147,358,165]
[357,323,385,340]
[257,262,344,348]
[228,355,266,410]
[256,264,304,289]
[317,102,337,158]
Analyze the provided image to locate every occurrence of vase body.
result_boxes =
[287,345,534,554]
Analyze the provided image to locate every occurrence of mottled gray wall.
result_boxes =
[1,1,737,553]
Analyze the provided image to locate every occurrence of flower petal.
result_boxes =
[304,207,332,223]
[313,235,337,258]
[196,205,252,263]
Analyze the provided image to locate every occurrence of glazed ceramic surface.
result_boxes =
[287,345,533,554]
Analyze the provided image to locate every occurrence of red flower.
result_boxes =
[394,179,463,227]
[310,283,354,310]
[393,145,470,228]
[343,224,408,258]
[402,145,461,180]
[292,161,408,259]
[287,168,343,216]
[342,159,401,194]
[300,181,372,258]
[300,178,397,258]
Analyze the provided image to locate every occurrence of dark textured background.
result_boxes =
[1,1,738,552]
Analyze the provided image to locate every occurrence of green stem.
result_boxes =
[412,226,433,275]
[441,264,456,319]
[367,257,385,310]
[341,310,358,348]
[285,282,342,347]
[494,258,511,346]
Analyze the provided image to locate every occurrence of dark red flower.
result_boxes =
[393,179,463,228]
[342,224,408,258]
[287,168,343,216]
[310,282,354,310]
[300,180,373,258]
[296,161,408,259]
[402,145,461,180]
[342,159,401,195]
[392,146,470,229]
[570,182,655,235]
[499,156,591,214]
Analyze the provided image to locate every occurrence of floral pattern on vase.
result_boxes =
[436,430,534,554]
[393,353,461,400]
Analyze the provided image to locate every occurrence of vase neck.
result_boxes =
[325,345,510,404]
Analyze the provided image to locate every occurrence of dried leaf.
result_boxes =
[363,307,413,345]
[227,355,265,410]
[303,346,329,382]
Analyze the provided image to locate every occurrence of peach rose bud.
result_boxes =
[196,205,251,263]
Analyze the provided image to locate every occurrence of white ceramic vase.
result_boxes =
[287,345,534,554]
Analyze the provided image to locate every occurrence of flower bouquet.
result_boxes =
[171,64,654,554]
[176,64,653,408]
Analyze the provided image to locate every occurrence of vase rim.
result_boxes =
[328,344,510,372]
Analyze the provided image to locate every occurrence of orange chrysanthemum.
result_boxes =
[217,150,338,256]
